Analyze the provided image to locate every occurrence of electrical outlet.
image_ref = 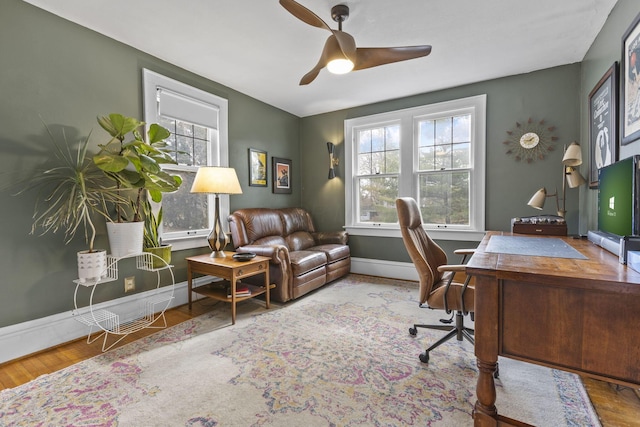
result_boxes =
[124,276,135,293]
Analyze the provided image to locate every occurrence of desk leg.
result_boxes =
[187,262,193,310]
[473,274,499,426]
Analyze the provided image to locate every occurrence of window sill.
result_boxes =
[345,226,485,242]
[162,235,209,251]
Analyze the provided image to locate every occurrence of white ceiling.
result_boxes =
[23,0,618,117]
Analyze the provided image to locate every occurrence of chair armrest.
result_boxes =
[312,231,348,245]
[454,248,475,256]
[454,248,475,263]
[437,264,467,273]
[237,244,289,265]
[438,264,472,315]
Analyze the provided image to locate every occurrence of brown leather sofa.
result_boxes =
[228,207,350,302]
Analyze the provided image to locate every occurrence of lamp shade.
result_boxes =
[566,167,587,188]
[527,188,547,210]
[562,142,583,167]
[190,167,243,195]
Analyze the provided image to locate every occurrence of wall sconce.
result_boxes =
[527,142,586,217]
[327,142,339,179]
[190,167,243,258]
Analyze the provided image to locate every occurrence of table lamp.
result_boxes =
[527,142,586,217]
[190,167,243,258]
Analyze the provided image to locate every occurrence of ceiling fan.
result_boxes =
[279,0,432,85]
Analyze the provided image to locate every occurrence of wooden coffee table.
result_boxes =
[186,252,272,324]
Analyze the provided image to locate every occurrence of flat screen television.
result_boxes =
[597,155,640,237]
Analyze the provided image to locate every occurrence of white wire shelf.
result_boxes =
[72,251,175,351]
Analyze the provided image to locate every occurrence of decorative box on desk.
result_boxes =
[511,215,567,236]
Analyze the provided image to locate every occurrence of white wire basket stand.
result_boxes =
[72,252,175,352]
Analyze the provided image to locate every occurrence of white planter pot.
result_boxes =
[77,249,107,284]
[107,221,144,257]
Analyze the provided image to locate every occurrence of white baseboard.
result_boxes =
[0,260,414,364]
[0,276,211,364]
[350,257,418,282]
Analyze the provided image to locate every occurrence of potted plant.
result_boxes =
[93,113,182,257]
[15,124,125,282]
[142,199,171,268]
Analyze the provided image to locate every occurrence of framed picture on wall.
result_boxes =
[272,157,292,194]
[621,11,640,145]
[588,62,618,188]
[248,148,267,187]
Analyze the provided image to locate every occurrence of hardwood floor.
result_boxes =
[1,301,639,426]
[0,300,217,390]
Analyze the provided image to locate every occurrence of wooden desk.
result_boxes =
[186,253,271,325]
[467,231,640,426]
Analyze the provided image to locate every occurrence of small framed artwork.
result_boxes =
[588,62,618,188]
[272,157,292,194]
[621,11,640,145]
[248,148,267,187]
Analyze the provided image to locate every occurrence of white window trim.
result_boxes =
[142,69,229,251]
[344,95,486,242]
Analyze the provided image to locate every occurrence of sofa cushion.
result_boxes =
[253,235,288,247]
[309,244,350,263]
[281,207,315,232]
[286,230,315,251]
[289,250,327,276]
[229,208,284,247]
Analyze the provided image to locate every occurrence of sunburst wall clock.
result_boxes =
[503,118,558,163]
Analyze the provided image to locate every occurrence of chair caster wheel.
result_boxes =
[409,327,417,336]
[494,364,500,379]
[419,352,430,363]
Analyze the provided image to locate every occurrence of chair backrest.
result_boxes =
[396,197,449,303]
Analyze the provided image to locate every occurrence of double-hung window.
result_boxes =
[345,95,486,241]
[142,69,229,250]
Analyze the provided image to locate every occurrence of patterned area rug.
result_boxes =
[0,274,600,426]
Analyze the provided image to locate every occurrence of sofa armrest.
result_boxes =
[237,244,290,265]
[237,244,292,302]
[312,231,348,245]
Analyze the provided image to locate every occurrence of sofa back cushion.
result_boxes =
[286,231,315,251]
[281,208,316,251]
[229,208,286,248]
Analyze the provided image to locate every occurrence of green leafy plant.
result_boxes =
[16,124,125,252]
[93,113,182,223]
[142,198,163,249]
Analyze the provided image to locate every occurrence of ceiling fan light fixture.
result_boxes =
[327,58,354,74]
[281,0,432,84]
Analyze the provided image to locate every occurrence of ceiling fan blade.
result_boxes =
[299,34,353,85]
[353,45,432,71]
[300,65,323,85]
[332,30,357,62]
[279,0,332,32]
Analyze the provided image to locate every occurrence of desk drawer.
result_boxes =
[512,223,567,236]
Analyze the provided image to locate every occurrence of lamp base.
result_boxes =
[207,194,229,259]
[210,250,227,258]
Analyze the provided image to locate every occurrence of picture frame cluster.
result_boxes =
[587,11,640,189]
[248,148,292,194]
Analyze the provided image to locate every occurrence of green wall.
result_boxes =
[0,0,299,327]
[1,0,634,330]
[300,65,582,262]
[581,0,640,233]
